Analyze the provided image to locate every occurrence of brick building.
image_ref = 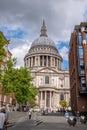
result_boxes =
[69,22,87,113]
[0,31,15,110]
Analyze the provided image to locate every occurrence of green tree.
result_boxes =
[59,100,68,108]
[28,85,38,107]
[0,31,38,107]
[2,64,38,106]
[0,32,9,83]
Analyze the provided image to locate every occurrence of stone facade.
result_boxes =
[24,21,70,111]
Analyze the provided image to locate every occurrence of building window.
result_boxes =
[52,57,54,66]
[61,84,63,87]
[44,56,46,66]
[55,58,57,67]
[78,33,82,44]
[60,93,64,100]
[36,57,38,65]
[45,76,49,84]
[9,97,12,104]
[81,77,86,87]
[79,60,84,70]
[78,46,83,57]
[80,77,87,92]
[48,56,50,66]
[86,34,87,43]
[40,56,42,66]
[40,78,43,84]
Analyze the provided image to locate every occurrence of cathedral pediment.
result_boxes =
[35,67,59,73]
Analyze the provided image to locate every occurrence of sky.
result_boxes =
[0,0,87,69]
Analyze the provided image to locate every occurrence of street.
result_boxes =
[8,114,87,130]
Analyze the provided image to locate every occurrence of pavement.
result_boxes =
[7,111,66,127]
[7,111,87,128]
[7,111,28,128]
[8,111,28,123]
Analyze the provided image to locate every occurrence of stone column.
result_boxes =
[57,59,58,68]
[45,91,47,109]
[40,91,43,108]
[51,56,52,67]
[52,92,54,109]
[50,91,52,109]
[31,57,33,67]
[38,56,40,66]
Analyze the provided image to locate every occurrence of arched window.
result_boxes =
[45,76,49,84]
[60,93,64,100]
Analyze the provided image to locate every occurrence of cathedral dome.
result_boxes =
[24,20,62,70]
[31,36,56,48]
[31,20,56,48]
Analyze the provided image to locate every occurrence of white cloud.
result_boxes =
[10,39,31,68]
[59,46,69,61]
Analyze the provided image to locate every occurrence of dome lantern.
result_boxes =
[40,20,47,37]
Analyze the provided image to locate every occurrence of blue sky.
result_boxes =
[0,0,87,69]
[56,41,69,70]
[0,26,27,39]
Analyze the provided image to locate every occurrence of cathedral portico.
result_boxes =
[39,90,54,109]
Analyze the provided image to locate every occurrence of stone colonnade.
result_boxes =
[39,91,54,110]
[25,55,61,69]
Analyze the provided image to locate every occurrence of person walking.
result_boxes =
[64,111,69,121]
[28,110,32,119]
[0,107,6,130]
[4,107,9,130]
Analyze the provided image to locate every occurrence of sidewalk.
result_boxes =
[8,111,28,123]
[8,111,67,123]
[7,111,83,127]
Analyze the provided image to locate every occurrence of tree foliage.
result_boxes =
[0,32,8,83]
[0,32,8,62]
[59,100,68,108]
[0,31,38,107]
[2,64,38,105]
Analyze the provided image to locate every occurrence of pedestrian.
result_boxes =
[64,111,69,121]
[4,107,9,130]
[28,110,32,119]
[0,107,6,130]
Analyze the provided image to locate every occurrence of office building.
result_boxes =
[69,22,87,113]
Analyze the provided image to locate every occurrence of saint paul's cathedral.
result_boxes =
[24,21,70,111]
